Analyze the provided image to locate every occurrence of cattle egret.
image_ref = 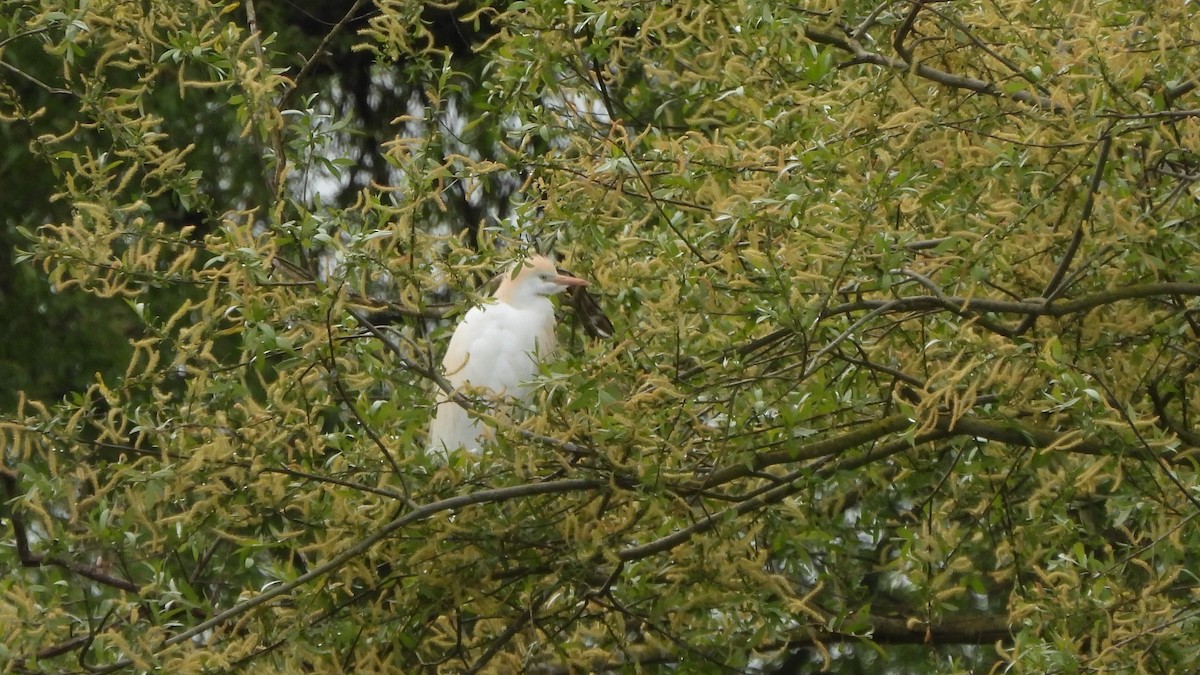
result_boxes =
[428,255,589,456]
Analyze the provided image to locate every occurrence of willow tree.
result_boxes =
[3,0,1199,672]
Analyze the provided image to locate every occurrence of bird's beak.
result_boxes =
[553,273,589,288]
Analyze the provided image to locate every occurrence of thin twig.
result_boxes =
[323,291,413,503]
[0,59,73,95]
[243,0,288,198]
[279,0,372,108]
[610,137,712,264]
[802,300,902,379]
[0,25,52,49]
[852,1,896,40]
[1043,133,1114,302]
[1010,132,1114,335]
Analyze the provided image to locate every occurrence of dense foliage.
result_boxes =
[3,0,1199,672]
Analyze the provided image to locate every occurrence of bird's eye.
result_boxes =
[540,273,551,280]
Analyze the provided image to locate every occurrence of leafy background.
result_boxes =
[2,0,1199,672]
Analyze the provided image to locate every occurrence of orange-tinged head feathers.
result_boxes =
[494,255,587,305]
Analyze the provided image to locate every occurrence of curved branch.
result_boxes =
[891,0,927,64]
[1,469,141,594]
[1149,381,1200,448]
[535,609,1012,672]
[278,0,373,107]
[821,282,1200,328]
[696,414,917,490]
[1011,133,1115,335]
[696,404,1128,496]
[851,1,894,40]
[1164,79,1197,105]
[804,25,1065,112]
[90,478,606,674]
[626,406,1173,564]
[791,610,1011,647]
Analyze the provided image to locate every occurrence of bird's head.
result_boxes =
[495,255,588,305]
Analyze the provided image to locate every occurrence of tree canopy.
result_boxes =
[2,0,1200,672]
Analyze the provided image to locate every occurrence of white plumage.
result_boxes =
[428,255,587,456]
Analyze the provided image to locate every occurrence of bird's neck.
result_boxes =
[494,285,552,309]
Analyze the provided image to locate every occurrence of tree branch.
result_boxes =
[696,414,917,490]
[627,404,1174,565]
[1164,79,1197,105]
[323,296,412,502]
[1012,132,1114,335]
[535,608,1011,672]
[90,479,606,673]
[1,468,141,594]
[791,610,1011,646]
[852,1,895,40]
[804,25,1065,112]
[891,0,928,64]
[1148,381,1200,448]
[820,282,1200,330]
[278,0,373,107]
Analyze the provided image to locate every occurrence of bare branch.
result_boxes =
[323,296,412,502]
[695,414,917,491]
[924,2,1052,96]
[1101,108,1200,120]
[626,403,1177,565]
[0,59,74,96]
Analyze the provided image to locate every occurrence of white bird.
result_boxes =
[428,255,588,457]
